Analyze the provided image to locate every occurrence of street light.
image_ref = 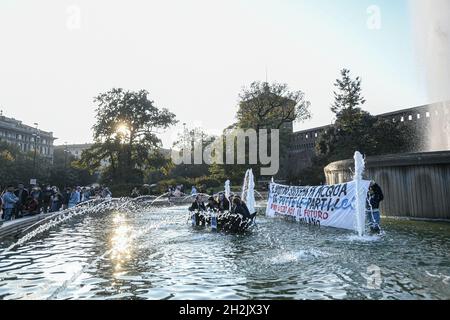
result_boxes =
[32,123,40,178]
[64,142,70,188]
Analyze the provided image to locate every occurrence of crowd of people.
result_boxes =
[0,184,113,222]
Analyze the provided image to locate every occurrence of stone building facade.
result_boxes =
[287,101,450,176]
[0,114,56,161]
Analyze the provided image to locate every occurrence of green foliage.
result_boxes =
[331,69,366,114]
[79,88,177,185]
[294,69,418,185]
[207,82,312,180]
[237,81,311,129]
[0,141,95,189]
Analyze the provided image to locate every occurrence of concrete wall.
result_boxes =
[324,151,450,219]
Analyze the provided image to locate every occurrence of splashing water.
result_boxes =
[245,169,256,214]
[225,180,231,201]
[353,151,366,237]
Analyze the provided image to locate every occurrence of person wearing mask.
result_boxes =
[51,187,64,212]
[2,186,19,221]
[14,183,29,218]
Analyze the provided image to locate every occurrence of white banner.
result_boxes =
[266,180,371,232]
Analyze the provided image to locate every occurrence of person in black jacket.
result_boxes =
[14,183,29,218]
[206,197,219,212]
[42,185,53,213]
[366,181,384,233]
[217,193,230,212]
[231,196,256,220]
[188,195,206,212]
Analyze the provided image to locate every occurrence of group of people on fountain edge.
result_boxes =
[0,183,112,222]
[187,180,384,233]
[188,192,257,230]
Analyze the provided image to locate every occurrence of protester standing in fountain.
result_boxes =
[366,181,384,233]
[206,197,219,211]
[217,193,230,212]
[189,195,206,212]
[2,186,19,221]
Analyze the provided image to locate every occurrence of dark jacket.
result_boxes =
[14,188,29,206]
[189,201,206,212]
[218,198,230,212]
[206,200,219,212]
[232,202,252,219]
[367,183,384,210]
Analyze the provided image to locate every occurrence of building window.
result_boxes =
[408,115,412,121]
[417,114,421,119]
[315,133,318,138]
[426,112,430,118]
[392,118,395,123]
[305,134,309,139]
[400,117,404,122]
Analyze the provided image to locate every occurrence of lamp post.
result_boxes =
[32,123,40,179]
[64,142,70,188]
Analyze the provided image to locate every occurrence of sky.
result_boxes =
[0,0,448,147]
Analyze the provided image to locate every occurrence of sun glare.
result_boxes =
[116,123,130,136]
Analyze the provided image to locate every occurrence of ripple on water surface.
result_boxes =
[0,207,449,300]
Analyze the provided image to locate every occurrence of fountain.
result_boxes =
[245,169,256,214]
[225,180,231,201]
[0,181,449,300]
[353,151,366,237]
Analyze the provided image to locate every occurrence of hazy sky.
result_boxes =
[0,0,447,147]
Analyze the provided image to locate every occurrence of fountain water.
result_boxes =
[245,169,256,214]
[225,180,231,201]
[353,151,366,237]
[241,170,250,200]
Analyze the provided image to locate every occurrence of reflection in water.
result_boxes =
[0,206,449,300]
[110,213,132,276]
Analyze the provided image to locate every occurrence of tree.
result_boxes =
[235,81,311,178]
[296,69,418,185]
[79,88,178,185]
[170,126,216,179]
[331,68,366,114]
[237,81,311,130]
